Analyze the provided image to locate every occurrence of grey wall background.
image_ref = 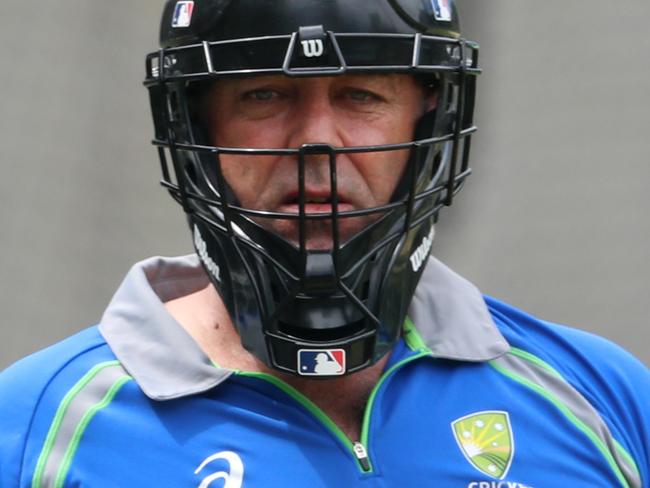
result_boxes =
[0,1,648,370]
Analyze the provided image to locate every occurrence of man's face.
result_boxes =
[201,74,434,249]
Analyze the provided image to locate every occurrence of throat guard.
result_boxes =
[145,0,480,376]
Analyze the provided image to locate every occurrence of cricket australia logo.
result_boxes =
[301,39,324,58]
[195,451,244,488]
[452,411,514,480]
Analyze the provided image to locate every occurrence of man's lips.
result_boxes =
[277,202,356,214]
[277,190,356,214]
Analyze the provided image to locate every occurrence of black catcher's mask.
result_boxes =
[145,0,480,376]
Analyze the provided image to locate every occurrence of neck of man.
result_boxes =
[164,284,388,442]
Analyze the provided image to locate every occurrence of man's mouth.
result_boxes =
[262,191,377,249]
[278,196,355,215]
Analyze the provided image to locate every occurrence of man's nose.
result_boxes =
[286,89,344,151]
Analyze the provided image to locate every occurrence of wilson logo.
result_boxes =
[194,225,221,282]
[195,451,244,488]
[301,39,324,58]
[409,226,435,272]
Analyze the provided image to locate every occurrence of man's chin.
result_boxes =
[275,231,338,252]
[268,218,373,251]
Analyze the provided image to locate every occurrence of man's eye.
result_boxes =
[346,90,380,103]
[242,89,277,101]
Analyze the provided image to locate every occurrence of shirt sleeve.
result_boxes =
[0,354,48,488]
[557,326,650,487]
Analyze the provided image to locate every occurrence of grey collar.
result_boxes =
[99,255,509,401]
[410,258,510,361]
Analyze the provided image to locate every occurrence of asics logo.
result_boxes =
[195,451,244,488]
[301,39,324,58]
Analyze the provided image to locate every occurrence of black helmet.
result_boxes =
[144,0,480,376]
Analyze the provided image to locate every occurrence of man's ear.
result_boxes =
[422,83,439,114]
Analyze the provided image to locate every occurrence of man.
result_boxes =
[1,1,648,487]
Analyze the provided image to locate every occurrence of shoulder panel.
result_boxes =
[485,296,650,487]
[0,326,117,487]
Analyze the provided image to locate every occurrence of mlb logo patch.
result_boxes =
[430,0,453,22]
[298,349,346,376]
[172,1,195,28]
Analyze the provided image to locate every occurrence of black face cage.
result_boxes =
[144,30,480,375]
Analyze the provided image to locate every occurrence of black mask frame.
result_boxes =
[144,30,480,376]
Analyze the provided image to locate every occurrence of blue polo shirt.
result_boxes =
[1,256,648,487]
